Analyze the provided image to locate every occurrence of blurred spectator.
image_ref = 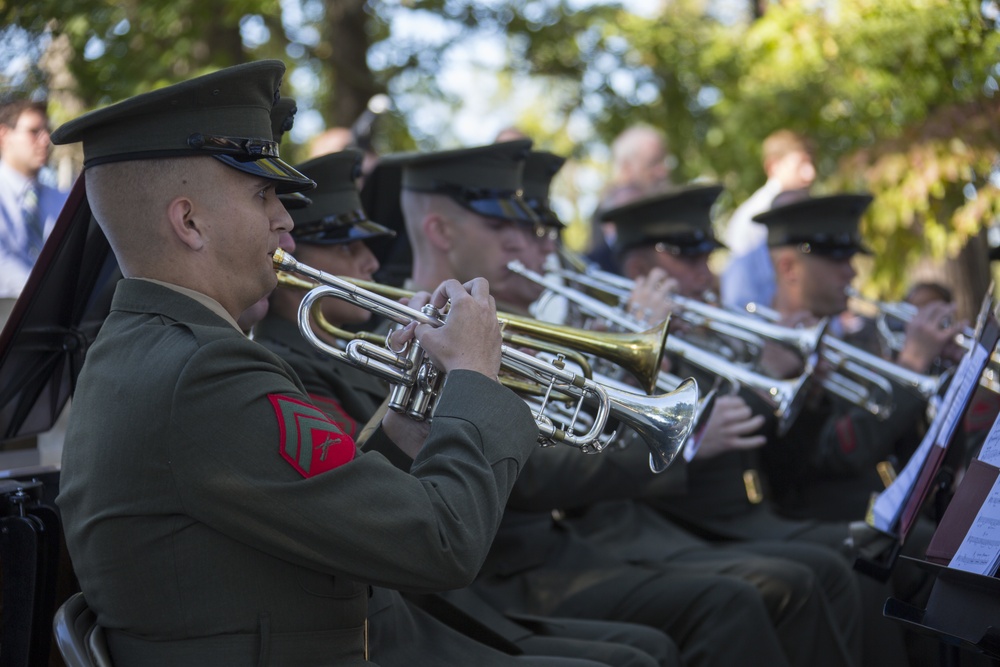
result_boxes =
[720,130,815,310]
[494,126,529,143]
[0,99,69,297]
[307,127,378,186]
[589,124,672,274]
[905,281,953,308]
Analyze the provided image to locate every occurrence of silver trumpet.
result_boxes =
[508,260,812,435]
[274,250,698,471]
[845,287,976,353]
[846,287,1000,395]
[747,301,953,413]
[552,265,829,361]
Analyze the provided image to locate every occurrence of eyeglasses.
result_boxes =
[10,125,50,140]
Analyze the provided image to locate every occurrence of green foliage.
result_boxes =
[492,0,1000,295]
[4,0,998,294]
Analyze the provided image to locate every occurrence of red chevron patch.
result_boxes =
[270,394,356,477]
[308,394,359,437]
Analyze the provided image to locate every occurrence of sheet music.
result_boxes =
[949,474,1000,575]
[871,416,941,531]
[977,409,1000,467]
[936,344,990,447]
[870,342,989,532]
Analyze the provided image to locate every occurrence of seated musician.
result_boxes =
[51,61,542,667]
[602,185,914,667]
[385,140,865,667]
[758,193,965,522]
[254,148,680,667]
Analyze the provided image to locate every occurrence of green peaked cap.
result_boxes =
[289,150,395,245]
[383,139,538,223]
[754,193,873,257]
[271,97,312,210]
[50,60,314,194]
[603,184,725,257]
[522,150,567,228]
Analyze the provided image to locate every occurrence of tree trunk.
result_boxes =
[322,0,378,127]
[39,32,85,190]
[911,228,993,321]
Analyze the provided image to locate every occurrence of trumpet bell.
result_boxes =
[604,377,700,473]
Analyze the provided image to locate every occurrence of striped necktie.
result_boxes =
[21,181,45,261]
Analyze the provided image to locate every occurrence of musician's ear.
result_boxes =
[771,247,799,284]
[423,212,452,251]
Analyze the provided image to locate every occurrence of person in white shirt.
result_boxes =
[0,99,70,297]
[721,130,815,310]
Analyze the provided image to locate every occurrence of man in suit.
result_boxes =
[52,60,542,667]
[0,98,69,296]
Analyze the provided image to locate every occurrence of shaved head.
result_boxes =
[86,157,221,277]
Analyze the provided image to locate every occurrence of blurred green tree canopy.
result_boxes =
[2,0,998,301]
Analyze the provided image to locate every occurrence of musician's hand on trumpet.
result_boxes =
[691,394,767,460]
[757,310,816,379]
[895,301,967,374]
[392,279,504,381]
[627,267,679,329]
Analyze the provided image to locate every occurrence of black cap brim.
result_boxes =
[465,194,539,224]
[293,218,396,246]
[213,155,315,194]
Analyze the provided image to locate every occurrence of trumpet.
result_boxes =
[552,264,829,361]
[273,250,699,471]
[507,260,813,435]
[746,301,948,411]
[278,270,598,380]
[846,287,976,353]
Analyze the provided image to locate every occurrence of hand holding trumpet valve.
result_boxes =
[757,309,818,380]
[390,278,503,381]
[896,301,967,374]
[627,268,679,328]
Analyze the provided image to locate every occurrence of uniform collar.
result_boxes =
[134,277,243,332]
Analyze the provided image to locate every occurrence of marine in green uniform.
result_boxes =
[376,140,861,667]
[254,148,680,667]
[759,193,964,521]
[53,60,542,667]
[608,186,923,667]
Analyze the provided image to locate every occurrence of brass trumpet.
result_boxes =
[273,250,698,471]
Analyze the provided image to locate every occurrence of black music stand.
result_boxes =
[0,475,63,667]
[884,557,1000,666]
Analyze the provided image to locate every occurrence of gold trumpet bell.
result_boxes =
[497,312,669,395]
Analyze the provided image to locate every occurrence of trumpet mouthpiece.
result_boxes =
[272,248,295,270]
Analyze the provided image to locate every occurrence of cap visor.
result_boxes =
[295,219,397,245]
[467,196,539,224]
[279,192,313,210]
[213,155,316,194]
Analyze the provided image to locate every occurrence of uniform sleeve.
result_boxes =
[169,339,538,592]
[798,389,926,476]
[506,434,689,511]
